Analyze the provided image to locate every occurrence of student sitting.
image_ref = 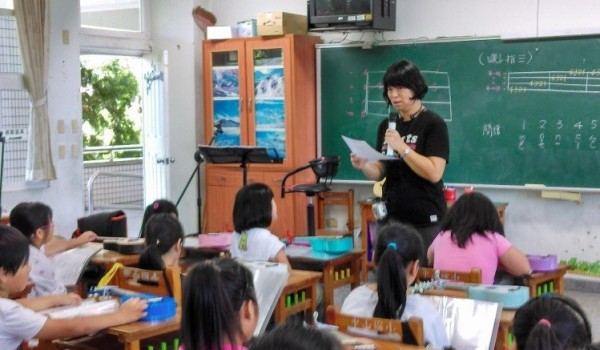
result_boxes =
[248,323,343,350]
[139,199,178,238]
[9,202,96,297]
[427,191,530,284]
[181,258,258,350]
[0,224,147,350]
[137,213,184,270]
[512,294,593,350]
[229,183,291,270]
[341,221,450,348]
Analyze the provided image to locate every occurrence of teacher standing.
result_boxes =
[351,60,449,260]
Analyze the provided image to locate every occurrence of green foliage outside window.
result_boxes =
[81,60,141,161]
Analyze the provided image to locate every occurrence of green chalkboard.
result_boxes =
[319,37,600,188]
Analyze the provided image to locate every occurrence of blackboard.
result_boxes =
[318,37,600,188]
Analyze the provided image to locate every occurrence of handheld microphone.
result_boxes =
[385,114,398,157]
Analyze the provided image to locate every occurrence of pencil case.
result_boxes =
[91,286,177,322]
[294,236,353,254]
[468,285,529,309]
[198,232,232,248]
[527,254,558,271]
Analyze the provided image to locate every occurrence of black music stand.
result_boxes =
[198,145,283,185]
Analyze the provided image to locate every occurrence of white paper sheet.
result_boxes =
[341,135,394,161]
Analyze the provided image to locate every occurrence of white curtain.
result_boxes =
[14,0,56,181]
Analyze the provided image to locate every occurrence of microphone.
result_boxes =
[385,114,398,157]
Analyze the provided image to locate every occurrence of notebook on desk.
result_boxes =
[239,260,289,336]
[51,243,102,286]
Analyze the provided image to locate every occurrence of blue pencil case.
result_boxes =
[91,286,177,322]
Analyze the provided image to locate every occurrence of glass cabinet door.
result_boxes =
[211,50,241,147]
[251,48,286,161]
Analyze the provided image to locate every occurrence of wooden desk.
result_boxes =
[496,309,516,350]
[344,337,425,350]
[527,264,568,297]
[90,247,141,270]
[106,311,181,350]
[287,249,363,309]
[274,270,322,323]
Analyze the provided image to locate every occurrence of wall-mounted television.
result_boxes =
[308,0,396,31]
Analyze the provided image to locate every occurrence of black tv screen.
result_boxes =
[308,0,396,31]
[315,0,371,16]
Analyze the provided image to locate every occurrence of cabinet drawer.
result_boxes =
[206,169,242,187]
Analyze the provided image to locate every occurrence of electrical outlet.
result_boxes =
[57,119,65,134]
[326,218,338,228]
[58,144,65,159]
[71,119,79,133]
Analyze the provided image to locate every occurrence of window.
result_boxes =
[0,3,33,187]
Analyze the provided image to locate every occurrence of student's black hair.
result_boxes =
[248,323,343,350]
[512,294,592,350]
[9,202,53,240]
[181,258,258,350]
[137,213,184,270]
[372,221,423,319]
[382,59,429,105]
[233,182,273,233]
[439,191,504,248]
[0,224,30,274]
[139,199,178,238]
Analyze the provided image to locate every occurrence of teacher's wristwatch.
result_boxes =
[401,147,411,158]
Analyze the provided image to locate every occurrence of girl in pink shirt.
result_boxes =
[427,191,530,284]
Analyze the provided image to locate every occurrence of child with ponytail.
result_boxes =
[138,213,184,270]
[139,199,178,238]
[512,294,593,350]
[341,220,449,348]
[180,258,258,350]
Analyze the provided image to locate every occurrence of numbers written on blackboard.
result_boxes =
[483,120,599,151]
[521,120,598,151]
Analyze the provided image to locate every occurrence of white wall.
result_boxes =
[207,0,600,262]
[3,0,85,237]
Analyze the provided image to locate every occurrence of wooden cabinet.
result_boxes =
[203,34,320,237]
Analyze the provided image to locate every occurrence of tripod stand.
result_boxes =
[174,124,222,233]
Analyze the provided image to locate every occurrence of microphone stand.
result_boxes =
[175,126,221,234]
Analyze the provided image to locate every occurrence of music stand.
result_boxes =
[198,145,283,185]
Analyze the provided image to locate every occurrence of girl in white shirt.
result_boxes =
[229,183,290,270]
[341,221,450,348]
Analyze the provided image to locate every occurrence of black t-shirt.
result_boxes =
[375,109,450,227]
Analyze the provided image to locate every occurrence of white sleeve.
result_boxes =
[0,299,47,347]
[265,233,285,259]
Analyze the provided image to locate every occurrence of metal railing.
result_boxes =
[86,170,143,214]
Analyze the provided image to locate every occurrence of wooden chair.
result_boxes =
[114,265,183,307]
[415,267,482,298]
[316,189,355,235]
[325,305,425,346]
[417,267,482,284]
[52,265,182,350]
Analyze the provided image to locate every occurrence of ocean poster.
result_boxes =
[254,67,284,99]
[256,130,286,160]
[213,99,241,146]
[255,100,285,129]
[213,67,239,98]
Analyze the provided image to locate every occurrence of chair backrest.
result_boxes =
[114,265,182,307]
[309,156,339,182]
[316,189,354,234]
[325,305,425,346]
[418,267,482,284]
